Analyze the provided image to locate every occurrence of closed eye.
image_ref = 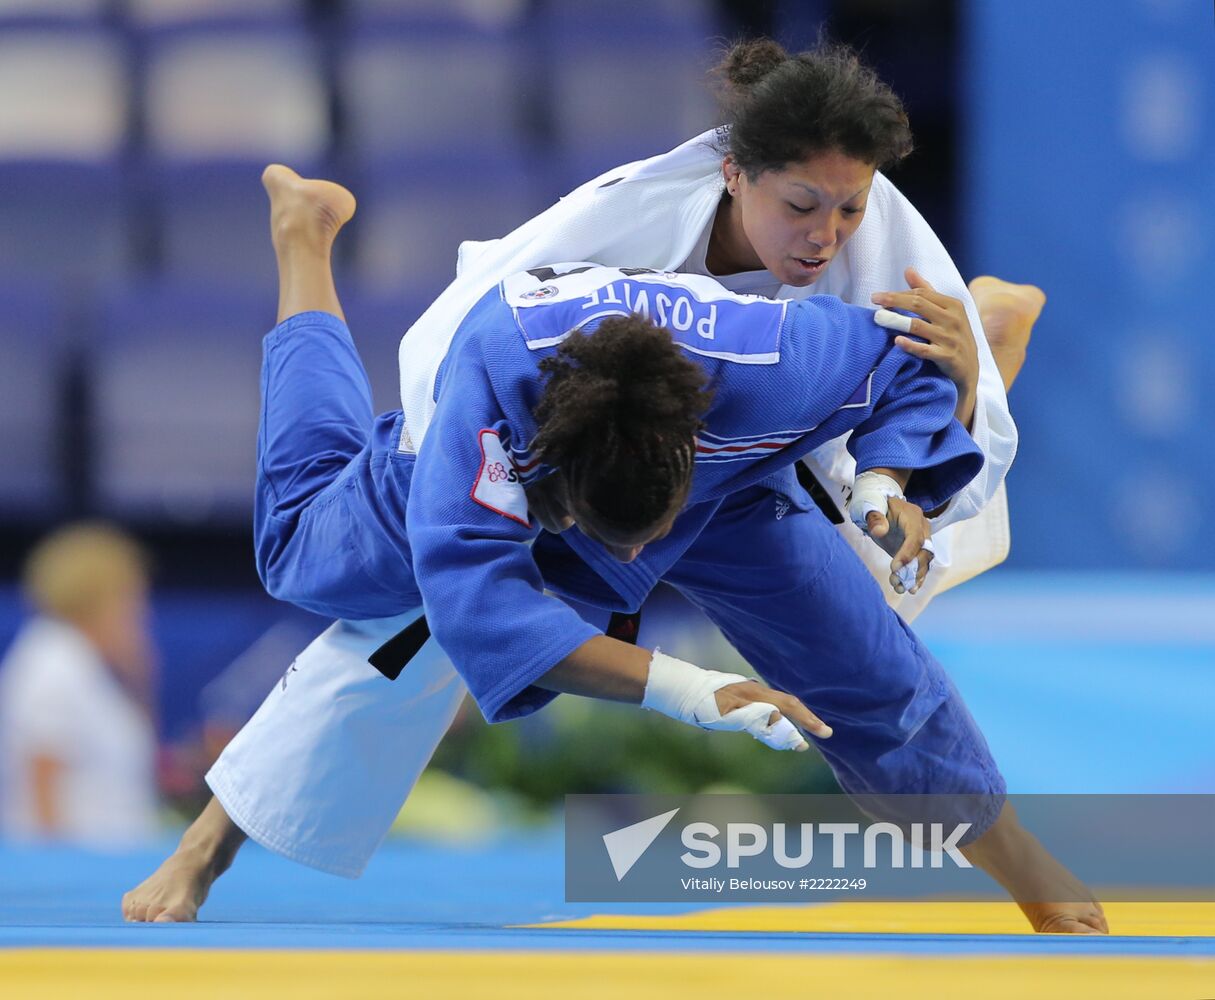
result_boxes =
[788,203,816,214]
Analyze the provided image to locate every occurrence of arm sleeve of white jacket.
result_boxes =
[913,253,1016,535]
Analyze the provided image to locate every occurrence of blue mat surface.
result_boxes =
[1,834,1210,956]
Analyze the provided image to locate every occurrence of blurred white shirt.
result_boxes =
[0,616,158,846]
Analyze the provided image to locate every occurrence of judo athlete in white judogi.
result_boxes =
[124,170,1104,934]
[403,126,1019,621]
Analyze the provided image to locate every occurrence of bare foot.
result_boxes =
[1012,849,1108,934]
[262,165,357,323]
[968,276,1046,390]
[122,845,218,923]
[122,797,246,923]
[962,802,1109,935]
[261,164,357,257]
[1021,899,1109,934]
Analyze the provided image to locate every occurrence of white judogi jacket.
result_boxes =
[397,128,1016,620]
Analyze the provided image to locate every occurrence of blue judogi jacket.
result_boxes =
[400,266,982,720]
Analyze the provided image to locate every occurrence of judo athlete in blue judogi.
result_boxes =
[123,169,1106,934]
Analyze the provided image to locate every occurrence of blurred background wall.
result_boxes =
[965,0,1214,571]
[0,0,1209,839]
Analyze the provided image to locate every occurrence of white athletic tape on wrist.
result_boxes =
[874,308,914,334]
[849,471,931,591]
[848,471,905,532]
[642,650,807,752]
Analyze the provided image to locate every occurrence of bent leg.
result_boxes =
[123,612,467,920]
[664,486,1103,932]
[206,611,466,878]
[253,168,419,618]
[257,165,369,522]
[664,486,1005,807]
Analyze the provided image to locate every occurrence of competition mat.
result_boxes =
[4,575,1212,997]
[1,834,1212,999]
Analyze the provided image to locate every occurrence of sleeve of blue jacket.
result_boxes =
[845,351,984,511]
[775,297,984,511]
[405,352,600,723]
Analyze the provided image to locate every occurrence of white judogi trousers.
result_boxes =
[207,609,466,877]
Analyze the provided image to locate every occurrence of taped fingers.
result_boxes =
[642,652,831,750]
[760,713,810,752]
[873,308,913,334]
[714,701,809,752]
[891,538,934,594]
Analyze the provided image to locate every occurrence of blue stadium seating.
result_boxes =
[0,0,110,27]
[337,16,530,160]
[0,24,128,159]
[0,161,134,289]
[121,0,306,29]
[139,22,328,163]
[540,0,719,186]
[142,158,327,290]
[350,153,546,300]
[0,284,65,518]
[339,285,434,414]
[0,1,735,527]
[89,282,274,523]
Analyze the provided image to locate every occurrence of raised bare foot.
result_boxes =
[968,276,1045,352]
[968,276,1045,389]
[261,164,357,257]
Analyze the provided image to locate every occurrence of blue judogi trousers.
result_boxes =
[213,312,1004,877]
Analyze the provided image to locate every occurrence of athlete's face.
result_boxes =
[718,150,875,287]
[572,507,680,564]
[567,474,690,564]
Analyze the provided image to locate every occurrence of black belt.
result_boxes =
[369,470,832,680]
[796,462,845,525]
[368,606,643,682]
[368,614,431,680]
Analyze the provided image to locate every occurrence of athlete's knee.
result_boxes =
[254,498,419,620]
[253,512,305,604]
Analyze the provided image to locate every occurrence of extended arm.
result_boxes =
[407,355,828,747]
[538,634,830,748]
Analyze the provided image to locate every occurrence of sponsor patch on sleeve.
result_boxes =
[471,429,528,526]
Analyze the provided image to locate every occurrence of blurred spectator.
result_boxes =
[0,523,158,846]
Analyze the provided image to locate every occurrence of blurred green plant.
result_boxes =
[431,694,838,807]
[423,590,841,811]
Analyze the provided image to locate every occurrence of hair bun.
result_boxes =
[718,38,789,91]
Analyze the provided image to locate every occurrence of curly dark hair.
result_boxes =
[532,316,712,535]
[713,37,913,177]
